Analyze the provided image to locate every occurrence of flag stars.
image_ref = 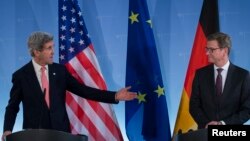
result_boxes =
[59,1,131,136]
[59,1,92,64]
[61,15,66,21]
[62,5,67,11]
[79,21,83,25]
[60,54,65,60]
[70,27,75,33]
[146,20,153,28]
[71,17,76,23]
[69,47,75,53]
[79,39,84,45]
[78,11,82,16]
[129,11,139,24]
[137,92,146,104]
[86,33,90,38]
[154,85,165,97]
[69,37,75,43]
[60,35,66,41]
[61,25,66,31]
[60,45,65,50]
[79,31,83,35]
[71,8,76,13]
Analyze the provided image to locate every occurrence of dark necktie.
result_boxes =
[216,68,223,95]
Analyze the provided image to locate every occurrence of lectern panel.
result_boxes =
[5,129,87,141]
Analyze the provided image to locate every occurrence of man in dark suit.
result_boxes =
[1,32,137,140]
[189,32,250,129]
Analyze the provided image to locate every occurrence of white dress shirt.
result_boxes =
[214,60,230,93]
[32,59,49,91]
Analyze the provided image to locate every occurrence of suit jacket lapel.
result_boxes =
[222,63,234,97]
[25,61,44,96]
[206,65,217,101]
[48,64,56,101]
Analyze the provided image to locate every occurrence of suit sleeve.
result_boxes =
[189,70,210,128]
[64,67,118,104]
[223,72,250,124]
[3,73,22,132]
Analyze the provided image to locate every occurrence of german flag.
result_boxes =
[173,0,219,136]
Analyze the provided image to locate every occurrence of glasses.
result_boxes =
[205,47,221,53]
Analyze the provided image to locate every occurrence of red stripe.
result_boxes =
[173,0,219,135]
[65,62,123,140]
[88,100,123,140]
[88,44,95,53]
[65,63,85,84]
[66,92,106,140]
[76,51,107,90]
[184,23,208,97]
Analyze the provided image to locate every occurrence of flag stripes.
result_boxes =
[173,0,219,136]
[66,93,105,140]
[184,24,208,96]
[58,0,123,140]
[64,53,123,140]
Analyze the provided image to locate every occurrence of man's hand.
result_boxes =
[115,86,137,101]
[1,131,12,141]
[205,121,222,128]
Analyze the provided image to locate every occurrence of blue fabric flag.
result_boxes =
[125,0,171,141]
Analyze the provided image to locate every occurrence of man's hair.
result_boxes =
[207,32,231,54]
[27,31,53,57]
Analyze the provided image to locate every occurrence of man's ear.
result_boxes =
[33,49,40,57]
[223,47,228,55]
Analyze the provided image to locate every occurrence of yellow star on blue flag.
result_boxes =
[125,0,171,140]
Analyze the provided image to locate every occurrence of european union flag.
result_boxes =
[125,0,171,141]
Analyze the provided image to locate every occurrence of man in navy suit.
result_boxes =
[1,32,137,140]
[189,32,250,129]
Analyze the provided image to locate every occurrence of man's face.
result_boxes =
[35,41,54,66]
[206,40,226,64]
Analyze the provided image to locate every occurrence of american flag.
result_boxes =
[58,0,123,140]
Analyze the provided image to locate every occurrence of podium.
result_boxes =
[5,129,88,141]
[172,129,207,141]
